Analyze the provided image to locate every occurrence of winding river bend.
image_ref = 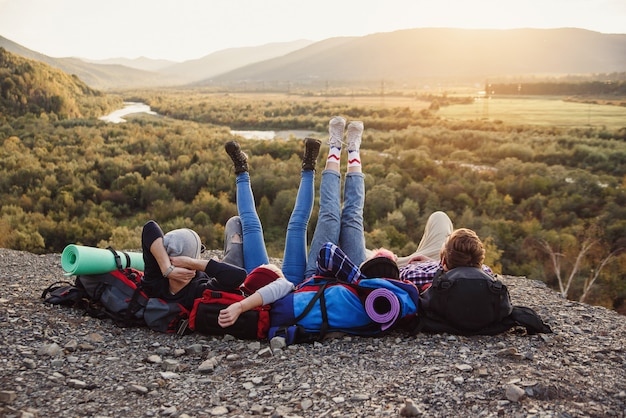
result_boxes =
[99,102,157,123]
[100,103,320,140]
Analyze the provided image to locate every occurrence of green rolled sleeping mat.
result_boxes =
[61,244,144,276]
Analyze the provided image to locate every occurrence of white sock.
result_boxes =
[348,149,361,168]
[327,147,341,164]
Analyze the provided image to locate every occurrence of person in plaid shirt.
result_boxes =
[397,214,494,290]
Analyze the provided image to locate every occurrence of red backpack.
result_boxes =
[187,289,271,340]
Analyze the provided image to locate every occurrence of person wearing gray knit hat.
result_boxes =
[163,228,203,259]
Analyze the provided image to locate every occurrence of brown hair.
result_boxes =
[441,228,485,269]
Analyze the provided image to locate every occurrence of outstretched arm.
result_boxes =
[218,293,263,328]
[170,256,247,290]
[218,273,294,328]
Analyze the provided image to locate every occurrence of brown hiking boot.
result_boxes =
[302,137,321,171]
[225,141,248,174]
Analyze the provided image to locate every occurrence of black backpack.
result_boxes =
[414,267,551,336]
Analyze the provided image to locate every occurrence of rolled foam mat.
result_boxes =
[364,288,401,331]
[61,244,144,275]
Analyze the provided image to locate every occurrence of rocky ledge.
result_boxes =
[0,248,624,418]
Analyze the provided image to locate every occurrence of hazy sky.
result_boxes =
[1,0,625,62]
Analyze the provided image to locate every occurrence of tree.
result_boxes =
[579,248,624,303]
[537,236,593,299]
[537,225,623,301]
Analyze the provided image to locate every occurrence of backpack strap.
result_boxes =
[292,281,328,323]
[272,281,329,343]
[107,246,123,271]
[509,306,552,334]
[106,246,133,271]
[41,281,75,300]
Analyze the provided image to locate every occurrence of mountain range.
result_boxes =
[1,28,625,91]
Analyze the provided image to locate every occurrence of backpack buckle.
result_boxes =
[176,319,189,338]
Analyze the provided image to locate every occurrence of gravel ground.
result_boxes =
[0,248,625,418]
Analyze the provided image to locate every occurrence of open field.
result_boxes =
[212,92,626,130]
[218,91,434,111]
[437,96,626,129]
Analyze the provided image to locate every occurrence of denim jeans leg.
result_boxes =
[339,172,366,266]
[305,169,341,278]
[236,172,269,273]
[222,216,244,268]
[282,170,315,285]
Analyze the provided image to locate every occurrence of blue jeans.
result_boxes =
[303,170,366,281]
[282,170,315,285]
[236,172,269,273]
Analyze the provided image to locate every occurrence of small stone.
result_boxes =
[400,398,420,417]
[68,379,87,389]
[475,367,489,377]
[301,399,313,410]
[64,340,78,352]
[258,347,273,357]
[505,384,526,402]
[198,357,218,373]
[0,391,17,403]
[86,332,104,343]
[78,343,95,351]
[162,359,179,371]
[51,358,64,367]
[23,358,36,369]
[496,347,525,360]
[455,364,473,372]
[129,384,149,394]
[209,406,229,416]
[270,336,286,351]
[146,355,162,364]
[160,405,177,416]
[38,343,62,356]
[155,346,170,355]
[185,344,203,354]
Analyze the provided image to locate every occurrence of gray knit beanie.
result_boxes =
[163,228,202,258]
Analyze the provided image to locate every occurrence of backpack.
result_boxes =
[268,275,420,345]
[414,267,551,335]
[43,267,189,334]
[186,289,271,340]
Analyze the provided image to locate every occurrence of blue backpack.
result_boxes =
[268,276,419,345]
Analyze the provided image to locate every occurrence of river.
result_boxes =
[100,103,320,140]
[99,102,157,123]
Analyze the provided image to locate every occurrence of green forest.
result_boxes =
[1,48,625,314]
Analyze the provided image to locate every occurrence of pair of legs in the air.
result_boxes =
[222,137,321,277]
[283,116,367,285]
[222,116,364,285]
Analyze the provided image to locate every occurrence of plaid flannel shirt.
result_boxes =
[400,261,494,289]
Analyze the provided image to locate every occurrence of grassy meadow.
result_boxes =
[437,96,626,129]
[218,91,626,129]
